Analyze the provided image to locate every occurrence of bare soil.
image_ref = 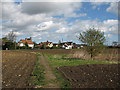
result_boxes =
[58,64,119,88]
[22,49,75,55]
[2,51,37,88]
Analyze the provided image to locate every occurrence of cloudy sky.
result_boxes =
[0,0,119,45]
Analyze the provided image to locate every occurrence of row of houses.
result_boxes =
[17,37,84,49]
[1,37,120,50]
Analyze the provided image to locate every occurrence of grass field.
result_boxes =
[46,54,118,67]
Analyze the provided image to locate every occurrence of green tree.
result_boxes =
[58,40,61,44]
[58,40,61,48]
[33,41,37,47]
[41,44,45,49]
[2,36,15,50]
[78,28,106,60]
[25,42,28,49]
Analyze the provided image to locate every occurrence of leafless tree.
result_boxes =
[7,31,16,42]
[7,31,17,49]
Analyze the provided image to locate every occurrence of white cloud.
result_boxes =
[106,2,118,15]
[56,27,69,33]
[54,19,118,43]
[91,2,109,6]
[36,21,61,31]
[14,32,23,36]
[4,31,23,36]
[103,19,118,26]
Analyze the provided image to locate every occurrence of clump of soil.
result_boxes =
[58,64,119,88]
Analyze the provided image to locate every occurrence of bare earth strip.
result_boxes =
[39,54,59,88]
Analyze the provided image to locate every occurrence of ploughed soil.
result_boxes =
[2,51,37,88]
[58,64,119,88]
[21,49,76,55]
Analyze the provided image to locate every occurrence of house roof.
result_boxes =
[21,39,26,43]
[39,41,53,46]
[26,40,34,44]
[19,39,34,44]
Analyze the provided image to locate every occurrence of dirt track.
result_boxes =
[58,64,119,88]
[39,54,59,88]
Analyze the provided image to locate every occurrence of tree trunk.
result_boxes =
[91,54,93,60]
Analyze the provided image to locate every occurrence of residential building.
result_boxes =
[53,43,59,47]
[17,37,34,49]
[61,42,73,49]
[38,40,53,48]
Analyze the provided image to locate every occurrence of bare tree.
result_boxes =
[7,31,17,49]
[7,31,16,42]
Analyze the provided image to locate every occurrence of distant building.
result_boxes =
[17,37,34,49]
[73,43,86,49]
[38,40,53,48]
[53,43,59,47]
[61,42,73,49]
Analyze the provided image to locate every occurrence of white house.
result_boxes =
[18,38,34,49]
[62,42,73,49]
[48,43,53,48]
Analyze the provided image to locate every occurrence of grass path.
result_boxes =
[39,54,60,88]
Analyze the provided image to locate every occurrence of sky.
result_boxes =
[0,0,119,45]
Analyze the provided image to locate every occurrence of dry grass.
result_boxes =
[67,50,90,60]
[68,49,119,61]
[94,49,118,61]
